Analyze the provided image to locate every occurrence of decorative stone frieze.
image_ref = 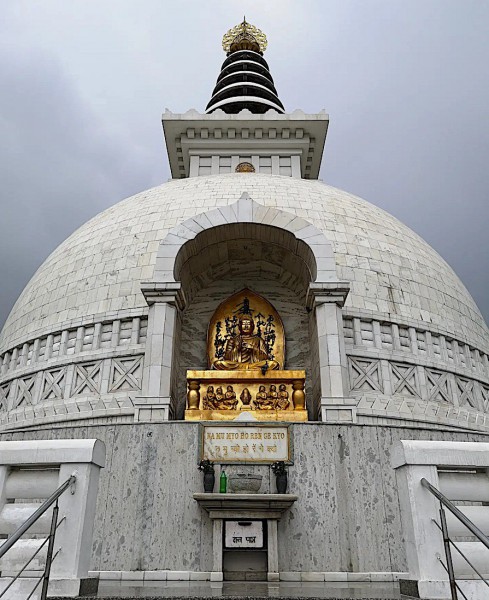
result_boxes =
[0,354,144,430]
[0,316,148,379]
[344,315,489,429]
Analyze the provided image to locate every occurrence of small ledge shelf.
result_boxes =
[193,493,297,519]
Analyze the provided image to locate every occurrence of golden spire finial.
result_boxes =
[222,18,268,55]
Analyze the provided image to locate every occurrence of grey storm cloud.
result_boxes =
[0,0,488,328]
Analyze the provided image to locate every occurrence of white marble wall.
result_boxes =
[2,423,488,575]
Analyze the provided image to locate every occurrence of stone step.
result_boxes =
[47,580,415,600]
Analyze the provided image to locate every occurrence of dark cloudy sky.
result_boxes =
[1,0,488,328]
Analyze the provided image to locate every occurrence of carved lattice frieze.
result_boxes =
[480,385,489,412]
[390,362,421,397]
[13,375,36,408]
[455,377,478,409]
[71,361,102,396]
[348,357,383,392]
[426,368,451,403]
[0,381,12,411]
[109,357,142,392]
[41,367,66,401]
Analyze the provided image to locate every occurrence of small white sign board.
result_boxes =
[202,425,289,462]
[224,521,264,549]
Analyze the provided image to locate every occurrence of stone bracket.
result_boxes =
[140,282,186,310]
[321,398,357,423]
[133,396,171,422]
[306,281,351,308]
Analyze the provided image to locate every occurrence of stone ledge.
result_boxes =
[87,569,408,583]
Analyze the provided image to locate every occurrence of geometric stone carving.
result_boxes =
[109,357,143,392]
[425,368,451,403]
[480,385,489,413]
[390,362,421,397]
[348,357,383,392]
[456,376,477,409]
[41,366,66,400]
[71,361,102,396]
[13,374,36,408]
[0,381,11,411]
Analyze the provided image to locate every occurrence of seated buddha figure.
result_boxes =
[254,384,275,410]
[222,385,238,410]
[277,384,290,410]
[213,315,279,371]
[202,385,217,410]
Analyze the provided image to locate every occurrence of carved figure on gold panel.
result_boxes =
[267,384,278,406]
[213,316,279,371]
[215,386,225,405]
[277,384,290,410]
[223,385,238,409]
[202,385,217,409]
[254,384,275,410]
[240,387,252,408]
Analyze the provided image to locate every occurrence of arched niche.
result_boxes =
[141,194,349,423]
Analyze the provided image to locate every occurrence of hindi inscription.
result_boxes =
[224,521,264,549]
[202,425,290,462]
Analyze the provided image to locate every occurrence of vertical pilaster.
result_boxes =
[211,519,223,581]
[267,519,279,581]
[189,155,199,177]
[135,283,185,422]
[307,282,356,423]
[291,154,301,178]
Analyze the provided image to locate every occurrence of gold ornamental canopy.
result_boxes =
[222,17,268,55]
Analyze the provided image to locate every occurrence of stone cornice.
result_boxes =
[162,108,329,179]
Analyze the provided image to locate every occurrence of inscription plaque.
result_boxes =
[224,520,264,549]
[202,425,290,462]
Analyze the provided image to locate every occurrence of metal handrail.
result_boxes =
[421,478,489,549]
[0,475,75,559]
[421,477,489,600]
[0,474,75,600]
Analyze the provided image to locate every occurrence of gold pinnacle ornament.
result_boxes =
[222,17,268,55]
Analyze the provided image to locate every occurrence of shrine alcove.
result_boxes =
[171,221,320,419]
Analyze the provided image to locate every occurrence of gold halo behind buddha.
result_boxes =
[207,289,284,371]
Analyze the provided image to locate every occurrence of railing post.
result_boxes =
[392,443,453,599]
[0,439,105,598]
[40,500,59,600]
[439,505,458,600]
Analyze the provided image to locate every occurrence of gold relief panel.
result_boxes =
[185,370,307,422]
[207,288,284,371]
[186,290,306,422]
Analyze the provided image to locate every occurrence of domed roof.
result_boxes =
[1,174,487,354]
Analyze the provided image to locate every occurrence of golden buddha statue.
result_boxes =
[212,315,280,371]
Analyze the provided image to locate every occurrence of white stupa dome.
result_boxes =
[0,174,487,430]
[1,175,486,351]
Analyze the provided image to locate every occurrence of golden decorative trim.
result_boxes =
[235,162,255,173]
[186,409,308,423]
[222,18,268,54]
[185,370,307,422]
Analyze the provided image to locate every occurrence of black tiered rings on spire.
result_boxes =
[206,19,284,114]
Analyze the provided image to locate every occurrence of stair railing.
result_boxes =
[0,474,76,600]
[421,477,489,600]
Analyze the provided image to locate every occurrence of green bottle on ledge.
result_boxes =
[219,470,227,493]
